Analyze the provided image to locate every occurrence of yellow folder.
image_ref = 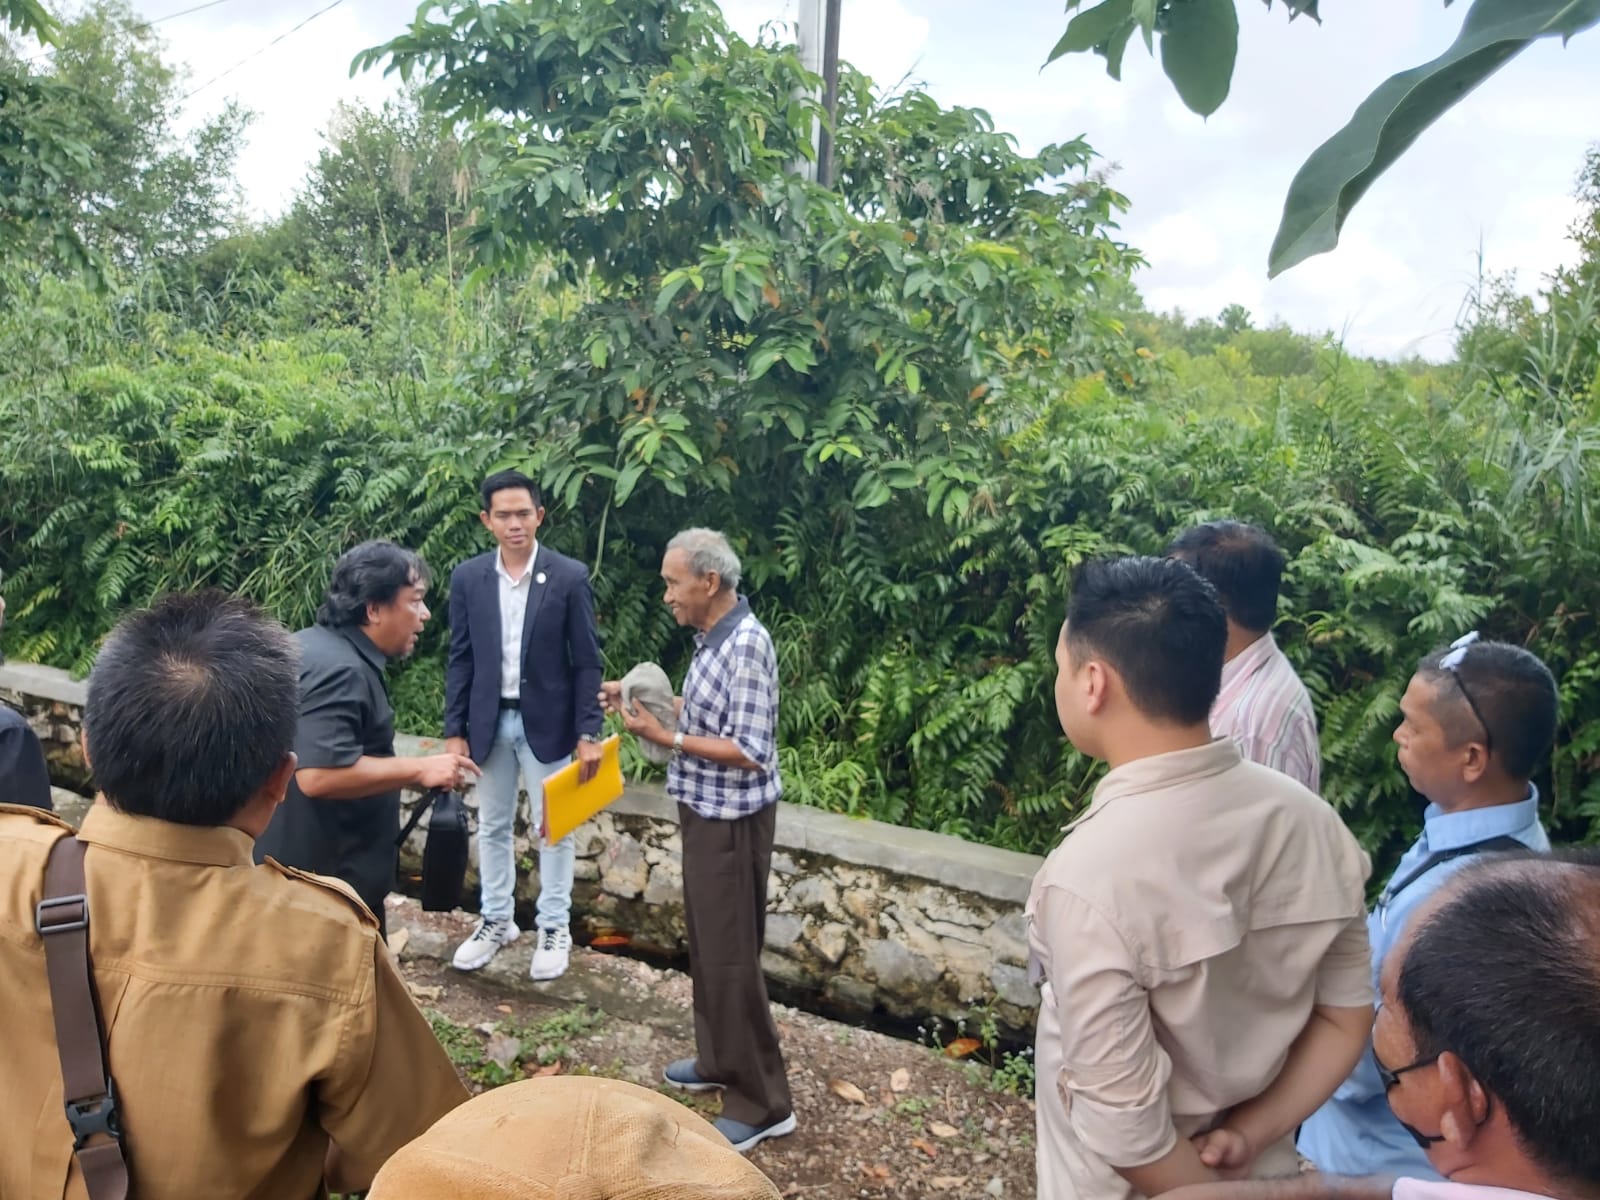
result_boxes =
[540,735,625,843]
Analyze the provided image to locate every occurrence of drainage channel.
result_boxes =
[400,872,1034,1064]
[570,918,1036,1070]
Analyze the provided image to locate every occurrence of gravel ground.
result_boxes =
[388,898,1039,1199]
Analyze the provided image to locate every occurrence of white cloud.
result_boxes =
[1139,212,1223,273]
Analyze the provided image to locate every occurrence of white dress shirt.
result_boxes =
[495,545,538,699]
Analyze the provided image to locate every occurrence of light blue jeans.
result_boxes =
[476,708,574,929]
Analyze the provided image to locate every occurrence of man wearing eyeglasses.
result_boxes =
[1170,849,1600,1200]
[1292,634,1556,1181]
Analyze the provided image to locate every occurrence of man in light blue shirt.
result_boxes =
[1297,633,1557,1179]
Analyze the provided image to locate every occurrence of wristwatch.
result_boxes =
[579,733,601,744]
[671,730,685,757]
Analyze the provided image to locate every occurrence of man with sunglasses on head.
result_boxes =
[1292,634,1557,1182]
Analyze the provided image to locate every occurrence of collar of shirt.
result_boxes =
[335,623,389,673]
[1217,631,1279,696]
[1066,738,1241,831]
[1419,786,1541,853]
[694,595,752,652]
[1392,1178,1559,1200]
[76,803,255,868]
[494,543,539,585]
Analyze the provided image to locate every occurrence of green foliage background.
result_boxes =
[1,0,1598,879]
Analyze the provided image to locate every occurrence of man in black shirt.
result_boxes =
[0,706,50,810]
[0,593,51,810]
[256,541,480,937]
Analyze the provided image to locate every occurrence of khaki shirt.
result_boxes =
[0,802,468,1199]
[1026,740,1372,1200]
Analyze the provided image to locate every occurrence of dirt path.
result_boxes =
[389,898,1038,1199]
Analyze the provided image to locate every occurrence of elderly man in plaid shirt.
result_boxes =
[600,528,796,1154]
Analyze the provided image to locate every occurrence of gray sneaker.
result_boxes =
[529,926,572,981]
[451,916,520,971]
[714,1113,797,1153]
[662,1058,725,1093]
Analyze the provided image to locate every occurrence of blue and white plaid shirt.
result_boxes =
[667,596,783,819]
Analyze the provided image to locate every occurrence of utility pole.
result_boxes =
[795,0,841,188]
[818,0,841,188]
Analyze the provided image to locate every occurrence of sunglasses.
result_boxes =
[1439,631,1493,754]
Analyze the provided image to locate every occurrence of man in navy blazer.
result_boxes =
[445,470,604,980]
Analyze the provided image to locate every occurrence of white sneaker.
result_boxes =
[529,926,572,981]
[451,917,520,971]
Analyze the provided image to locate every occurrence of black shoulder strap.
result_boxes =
[1384,834,1528,903]
[36,834,130,1200]
[396,788,442,847]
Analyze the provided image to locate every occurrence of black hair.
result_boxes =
[85,591,299,826]
[1167,520,1286,633]
[1065,556,1227,726]
[1417,640,1558,780]
[480,469,542,514]
[315,540,429,629]
[1398,850,1600,1191]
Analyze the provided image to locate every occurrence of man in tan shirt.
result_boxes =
[0,590,467,1199]
[1028,556,1374,1200]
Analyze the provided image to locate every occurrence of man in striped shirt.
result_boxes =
[1169,521,1321,791]
[602,528,795,1156]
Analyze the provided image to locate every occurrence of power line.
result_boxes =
[182,0,346,101]
[146,0,244,28]
[19,0,247,64]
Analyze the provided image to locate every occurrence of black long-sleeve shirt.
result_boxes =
[0,705,51,810]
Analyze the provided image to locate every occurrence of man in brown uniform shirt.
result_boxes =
[0,591,466,1199]
[1029,557,1373,1200]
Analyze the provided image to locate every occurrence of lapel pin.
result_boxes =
[535,572,547,585]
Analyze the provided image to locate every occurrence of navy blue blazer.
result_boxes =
[443,546,604,765]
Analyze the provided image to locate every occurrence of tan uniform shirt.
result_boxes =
[1026,740,1372,1200]
[0,802,468,1199]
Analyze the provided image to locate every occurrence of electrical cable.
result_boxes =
[181,0,346,101]
[17,0,247,64]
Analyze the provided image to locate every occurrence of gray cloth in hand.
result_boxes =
[621,662,678,765]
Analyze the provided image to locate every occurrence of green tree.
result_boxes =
[350,0,1143,837]
[1217,302,1252,336]
[0,0,94,279]
[1,0,247,281]
[182,90,473,332]
[34,0,247,268]
[356,0,1138,518]
[0,0,52,39]
[284,90,470,288]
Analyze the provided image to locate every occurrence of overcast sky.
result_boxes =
[119,0,1600,358]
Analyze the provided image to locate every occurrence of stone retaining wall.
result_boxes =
[0,662,1045,1035]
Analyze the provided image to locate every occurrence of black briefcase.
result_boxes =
[396,789,470,912]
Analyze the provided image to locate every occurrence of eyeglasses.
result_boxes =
[1439,631,1493,754]
[1375,1047,1440,1093]
[1373,1039,1446,1149]
[1374,1005,1495,1152]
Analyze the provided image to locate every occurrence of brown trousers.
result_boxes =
[679,801,793,1127]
